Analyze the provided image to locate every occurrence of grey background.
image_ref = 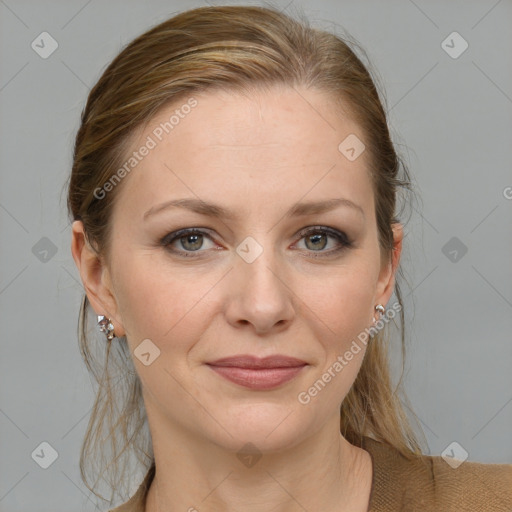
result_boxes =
[1,0,511,510]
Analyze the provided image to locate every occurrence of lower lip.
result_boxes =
[207,365,307,390]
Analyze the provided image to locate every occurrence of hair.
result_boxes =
[66,3,426,504]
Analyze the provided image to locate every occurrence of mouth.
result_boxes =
[205,355,308,390]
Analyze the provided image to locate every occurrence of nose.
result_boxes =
[224,247,295,335]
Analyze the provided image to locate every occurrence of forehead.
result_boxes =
[114,85,374,222]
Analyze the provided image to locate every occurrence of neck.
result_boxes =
[145,413,372,512]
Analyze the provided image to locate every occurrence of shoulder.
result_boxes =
[362,436,512,512]
[427,454,512,510]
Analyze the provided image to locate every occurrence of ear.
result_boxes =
[70,220,126,337]
[374,222,403,309]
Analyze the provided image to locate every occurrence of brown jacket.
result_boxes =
[109,436,512,511]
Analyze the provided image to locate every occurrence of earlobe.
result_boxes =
[70,220,126,337]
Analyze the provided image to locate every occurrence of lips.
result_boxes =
[207,354,308,369]
[206,355,308,390]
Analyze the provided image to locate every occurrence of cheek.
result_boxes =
[112,252,218,349]
[297,270,375,407]
[306,264,376,345]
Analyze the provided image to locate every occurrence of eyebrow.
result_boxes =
[143,197,365,221]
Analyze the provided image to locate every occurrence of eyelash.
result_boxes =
[160,226,353,259]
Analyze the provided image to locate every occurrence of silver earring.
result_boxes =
[373,304,385,323]
[369,304,386,340]
[98,315,116,341]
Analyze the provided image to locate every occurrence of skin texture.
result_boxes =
[71,85,403,511]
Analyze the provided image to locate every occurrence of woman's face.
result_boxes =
[81,85,401,452]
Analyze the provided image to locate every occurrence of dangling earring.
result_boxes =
[369,304,386,339]
[97,315,116,341]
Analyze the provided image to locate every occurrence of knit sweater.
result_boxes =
[109,436,512,511]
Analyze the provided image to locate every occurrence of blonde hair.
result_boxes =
[66,4,426,504]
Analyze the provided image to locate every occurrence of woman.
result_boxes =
[67,5,512,511]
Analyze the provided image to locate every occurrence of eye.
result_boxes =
[161,228,217,257]
[293,226,352,257]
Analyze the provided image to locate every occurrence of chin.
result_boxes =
[207,402,310,453]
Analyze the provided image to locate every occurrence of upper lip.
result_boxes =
[206,355,308,369]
